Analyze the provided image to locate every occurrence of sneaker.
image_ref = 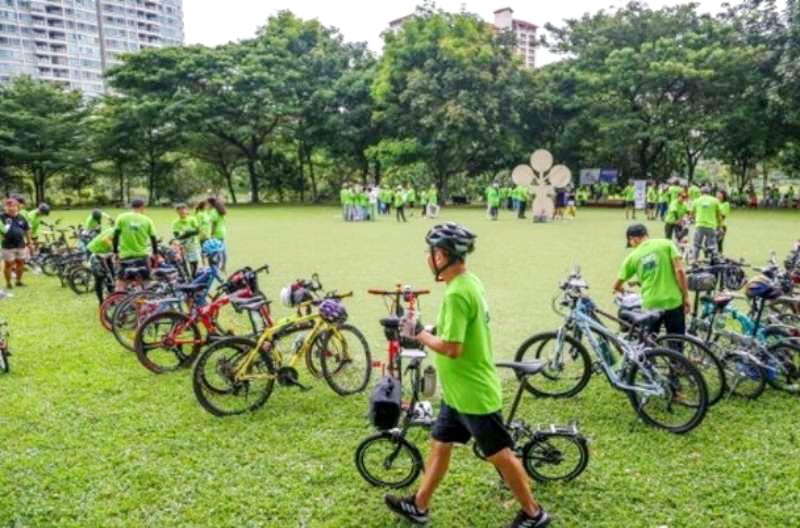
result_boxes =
[509,509,551,528]
[15,281,26,287]
[385,495,429,525]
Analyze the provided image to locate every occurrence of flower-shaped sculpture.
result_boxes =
[512,149,572,221]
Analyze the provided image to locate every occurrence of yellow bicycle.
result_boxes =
[192,289,371,416]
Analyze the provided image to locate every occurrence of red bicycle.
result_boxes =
[367,285,429,379]
[134,265,272,374]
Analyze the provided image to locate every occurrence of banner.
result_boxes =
[599,169,620,183]
[579,169,601,185]
[634,180,647,210]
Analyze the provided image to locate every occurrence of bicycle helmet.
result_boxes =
[744,275,783,300]
[425,223,476,280]
[38,203,50,215]
[91,209,102,221]
[201,238,225,257]
[319,299,347,324]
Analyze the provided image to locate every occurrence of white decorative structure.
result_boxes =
[512,149,572,222]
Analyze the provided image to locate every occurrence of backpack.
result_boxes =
[368,376,402,430]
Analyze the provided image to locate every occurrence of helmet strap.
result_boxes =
[429,247,459,282]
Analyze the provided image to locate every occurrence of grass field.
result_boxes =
[1,205,799,527]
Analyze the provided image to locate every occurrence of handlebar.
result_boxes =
[253,264,270,275]
[368,287,430,296]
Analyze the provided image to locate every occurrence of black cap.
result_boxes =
[131,198,145,209]
[625,224,648,248]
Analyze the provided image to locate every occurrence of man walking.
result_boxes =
[691,187,722,261]
[1,198,31,289]
[385,223,550,527]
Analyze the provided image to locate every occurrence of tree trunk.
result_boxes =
[306,150,317,203]
[246,157,260,204]
[33,171,45,204]
[223,168,237,205]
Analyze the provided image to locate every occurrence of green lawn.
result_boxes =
[1,206,799,527]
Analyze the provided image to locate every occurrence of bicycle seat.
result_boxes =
[175,283,207,293]
[712,293,734,308]
[618,309,662,328]
[121,267,148,280]
[400,349,426,360]
[237,298,269,310]
[495,360,547,376]
[380,316,400,329]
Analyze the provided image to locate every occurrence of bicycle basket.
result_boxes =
[689,272,716,292]
[369,375,401,430]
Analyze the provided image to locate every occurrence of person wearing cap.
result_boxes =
[1,197,31,289]
[614,224,691,337]
[386,223,550,528]
[84,209,114,234]
[690,187,723,261]
[112,198,158,291]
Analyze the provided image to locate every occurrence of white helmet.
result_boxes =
[280,286,293,308]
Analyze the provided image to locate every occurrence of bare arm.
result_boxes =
[673,257,691,311]
[416,330,463,359]
[612,279,625,294]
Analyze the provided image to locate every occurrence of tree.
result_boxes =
[0,76,86,202]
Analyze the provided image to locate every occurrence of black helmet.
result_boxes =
[425,222,476,258]
[38,203,50,214]
[91,209,102,221]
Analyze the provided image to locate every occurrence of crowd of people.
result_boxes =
[339,182,440,222]
[483,182,582,221]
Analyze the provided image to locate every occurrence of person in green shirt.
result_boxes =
[113,198,158,290]
[86,227,115,304]
[667,182,683,204]
[419,188,428,216]
[207,197,228,270]
[340,183,350,220]
[664,192,689,241]
[172,203,201,277]
[194,202,212,243]
[690,187,722,261]
[514,184,528,219]
[382,187,394,216]
[394,185,407,223]
[716,191,731,254]
[24,203,50,251]
[614,223,691,336]
[688,184,701,203]
[646,184,658,220]
[622,184,636,219]
[84,209,114,234]
[406,187,417,212]
[344,184,357,221]
[486,183,501,221]
[386,222,549,528]
[657,184,669,220]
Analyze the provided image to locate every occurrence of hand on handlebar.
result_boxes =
[398,310,421,340]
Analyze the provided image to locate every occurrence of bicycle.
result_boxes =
[515,269,709,434]
[134,265,272,374]
[192,276,371,417]
[0,290,11,374]
[354,347,589,488]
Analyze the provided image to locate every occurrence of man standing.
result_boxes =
[1,198,31,289]
[386,222,550,528]
[486,183,501,221]
[112,198,158,291]
[394,185,407,223]
[514,183,529,219]
[172,203,201,277]
[614,224,691,336]
[691,187,722,261]
[623,183,636,219]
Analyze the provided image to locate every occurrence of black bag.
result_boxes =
[689,272,716,292]
[369,376,401,430]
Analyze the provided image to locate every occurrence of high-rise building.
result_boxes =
[388,6,538,69]
[0,0,184,96]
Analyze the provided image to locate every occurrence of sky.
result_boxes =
[183,0,736,65]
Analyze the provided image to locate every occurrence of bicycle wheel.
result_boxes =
[655,334,725,406]
[764,341,800,393]
[100,292,129,331]
[41,254,59,276]
[721,352,765,399]
[319,323,372,396]
[514,332,592,398]
[112,291,173,352]
[521,433,589,482]
[354,432,423,488]
[626,348,708,434]
[135,311,203,374]
[192,337,275,417]
[67,266,93,295]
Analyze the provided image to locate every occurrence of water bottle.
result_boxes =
[293,332,307,355]
[599,339,614,365]
[422,366,437,397]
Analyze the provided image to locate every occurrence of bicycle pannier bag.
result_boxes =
[688,272,715,292]
[369,375,401,430]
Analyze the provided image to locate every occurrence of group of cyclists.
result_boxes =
[340,182,440,223]
[483,182,580,221]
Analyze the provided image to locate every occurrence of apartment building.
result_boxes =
[0,0,183,96]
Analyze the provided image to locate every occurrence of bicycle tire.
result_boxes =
[654,334,725,406]
[41,254,59,276]
[720,352,765,399]
[67,266,93,295]
[0,349,8,373]
[625,348,708,434]
[514,332,592,398]
[764,341,800,393]
[192,337,275,417]
[99,291,127,331]
[135,311,203,374]
[319,323,372,396]
[112,291,176,352]
[521,433,589,482]
[354,432,423,488]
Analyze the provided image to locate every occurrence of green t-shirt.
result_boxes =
[692,195,721,229]
[173,216,199,250]
[486,187,500,207]
[87,227,115,255]
[513,185,528,202]
[114,211,156,260]
[427,189,438,205]
[195,211,212,241]
[343,189,355,206]
[393,191,406,207]
[647,188,657,203]
[623,186,635,201]
[657,189,668,204]
[665,199,688,224]
[85,212,113,231]
[719,201,731,227]
[208,208,226,240]
[688,185,701,201]
[406,189,417,203]
[26,210,43,237]
[339,188,348,205]
[618,239,683,311]
[668,185,682,203]
[435,272,503,415]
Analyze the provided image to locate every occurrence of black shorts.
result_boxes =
[431,402,513,458]
[119,258,150,281]
[625,200,635,207]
